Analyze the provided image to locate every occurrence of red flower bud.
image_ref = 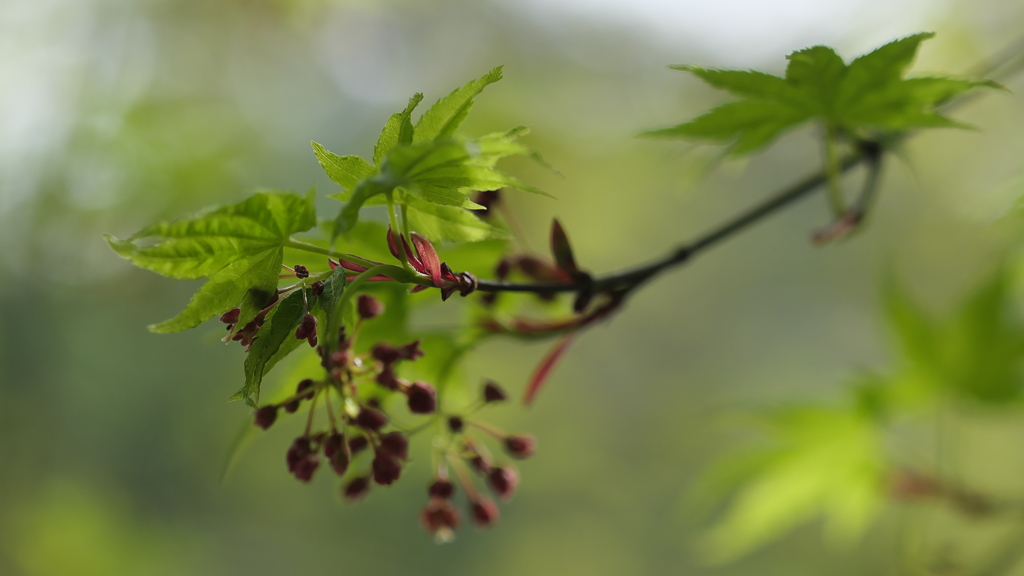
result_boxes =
[372,453,402,486]
[488,466,519,500]
[293,264,310,278]
[380,432,409,460]
[376,366,401,390]
[495,258,512,280]
[355,407,388,431]
[504,435,535,459]
[447,416,464,433]
[292,456,320,483]
[407,381,437,414]
[296,378,316,399]
[470,497,500,527]
[253,405,278,430]
[398,340,424,361]
[330,450,350,476]
[429,479,455,500]
[357,294,384,319]
[286,437,313,472]
[220,308,241,325]
[472,189,501,212]
[483,380,507,403]
[371,343,401,365]
[323,433,344,459]
[469,454,491,475]
[310,280,325,296]
[295,313,317,341]
[348,435,369,455]
[326,350,349,371]
[421,499,460,536]
[343,476,371,502]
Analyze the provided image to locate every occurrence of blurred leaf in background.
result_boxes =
[884,265,1024,406]
[696,261,1024,564]
[696,390,886,562]
[640,32,999,155]
[3,480,208,576]
[1,0,1023,575]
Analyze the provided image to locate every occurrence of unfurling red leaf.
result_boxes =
[524,333,576,406]
[549,219,579,276]
[410,232,442,286]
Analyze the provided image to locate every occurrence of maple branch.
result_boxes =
[476,37,1024,299]
[477,145,870,296]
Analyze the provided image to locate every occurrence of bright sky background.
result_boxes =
[509,0,950,63]
[0,0,1001,222]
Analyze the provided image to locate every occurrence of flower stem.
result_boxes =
[823,126,846,218]
[283,239,340,258]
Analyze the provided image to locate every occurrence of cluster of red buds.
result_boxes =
[251,294,429,489]
[248,289,537,538]
[219,296,278,350]
[418,379,536,541]
[219,263,320,350]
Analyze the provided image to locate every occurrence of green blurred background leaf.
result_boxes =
[2,0,1024,575]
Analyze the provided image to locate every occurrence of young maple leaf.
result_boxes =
[884,265,1024,405]
[106,190,317,335]
[696,398,886,562]
[641,32,1001,155]
[311,67,549,242]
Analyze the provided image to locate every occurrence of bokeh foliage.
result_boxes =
[2,0,1024,575]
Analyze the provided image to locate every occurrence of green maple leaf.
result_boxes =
[642,33,1000,154]
[885,266,1024,405]
[106,190,316,333]
[404,197,506,243]
[697,395,885,562]
[698,265,1024,560]
[312,67,547,242]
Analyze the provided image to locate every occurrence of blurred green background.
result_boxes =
[2,0,1024,574]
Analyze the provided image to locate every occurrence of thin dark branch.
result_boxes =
[476,37,1024,298]
[478,151,866,295]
